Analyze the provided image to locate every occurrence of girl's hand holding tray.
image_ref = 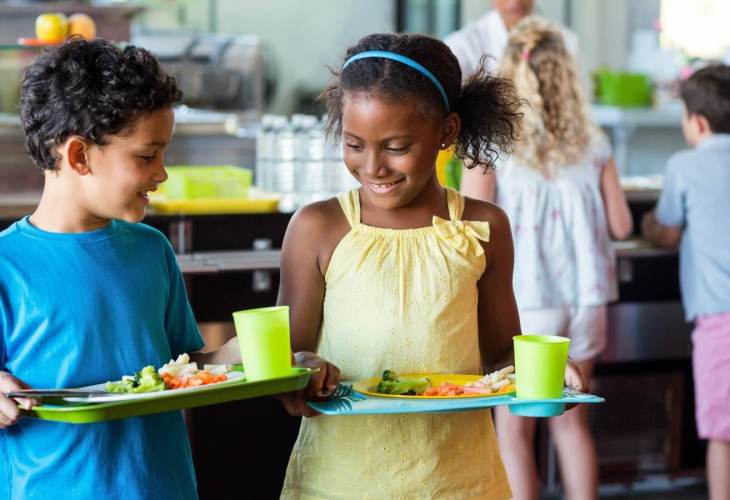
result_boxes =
[308,366,604,415]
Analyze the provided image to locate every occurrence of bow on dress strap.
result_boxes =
[432,216,491,257]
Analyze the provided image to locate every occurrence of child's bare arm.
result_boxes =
[641,209,682,249]
[278,205,330,352]
[189,337,241,366]
[0,372,37,428]
[473,204,521,372]
[275,202,347,416]
[600,157,633,240]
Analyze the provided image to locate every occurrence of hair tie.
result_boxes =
[342,50,450,111]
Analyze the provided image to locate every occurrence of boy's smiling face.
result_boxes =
[72,108,174,226]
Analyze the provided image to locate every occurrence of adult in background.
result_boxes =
[445,0,579,77]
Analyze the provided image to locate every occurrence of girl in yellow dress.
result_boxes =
[276,32,588,499]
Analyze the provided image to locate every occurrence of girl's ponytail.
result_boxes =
[454,59,523,171]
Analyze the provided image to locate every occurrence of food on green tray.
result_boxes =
[157,353,198,377]
[161,369,228,389]
[105,365,165,394]
[105,353,232,393]
[375,370,431,395]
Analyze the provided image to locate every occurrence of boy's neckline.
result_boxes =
[696,133,730,151]
[17,216,121,242]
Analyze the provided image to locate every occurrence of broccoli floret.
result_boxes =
[376,370,431,395]
[105,376,135,393]
[105,366,165,393]
[130,366,165,393]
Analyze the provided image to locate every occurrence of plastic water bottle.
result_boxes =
[294,114,326,206]
[321,115,357,195]
[254,114,276,190]
[272,116,296,211]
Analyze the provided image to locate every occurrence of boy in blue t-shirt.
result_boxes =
[0,39,339,499]
[643,64,730,500]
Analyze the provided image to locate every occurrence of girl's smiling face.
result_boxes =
[341,92,458,211]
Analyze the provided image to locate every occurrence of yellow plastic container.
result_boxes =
[436,148,453,186]
[150,166,280,214]
[161,165,252,199]
[149,188,280,214]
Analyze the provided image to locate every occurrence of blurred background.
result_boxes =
[3,0,729,203]
[1,1,728,498]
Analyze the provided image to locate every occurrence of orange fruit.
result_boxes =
[68,13,97,40]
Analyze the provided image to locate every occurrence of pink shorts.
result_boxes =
[692,311,730,441]
[519,305,607,361]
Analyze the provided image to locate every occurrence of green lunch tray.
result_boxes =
[26,366,315,424]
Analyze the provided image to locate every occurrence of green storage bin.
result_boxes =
[595,71,652,107]
[162,166,253,199]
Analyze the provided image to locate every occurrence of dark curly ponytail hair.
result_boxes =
[19,37,183,171]
[321,33,522,170]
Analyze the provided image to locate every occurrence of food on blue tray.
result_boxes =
[463,365,515,393]
[375,370,431,395]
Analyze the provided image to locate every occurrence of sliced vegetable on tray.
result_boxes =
[105,353,232,394]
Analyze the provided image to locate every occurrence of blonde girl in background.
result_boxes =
[461,17,633,500]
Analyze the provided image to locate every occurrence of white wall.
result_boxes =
[213,1,395,114]
[572,0,632,73]
[139,1,654,116]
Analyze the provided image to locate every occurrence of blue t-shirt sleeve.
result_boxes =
[162,240,204,355]
[0,284,6,372]
[655,154,686,227]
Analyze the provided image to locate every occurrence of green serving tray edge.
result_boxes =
[26,367,315,424]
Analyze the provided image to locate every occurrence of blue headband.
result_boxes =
[342,50,450,110]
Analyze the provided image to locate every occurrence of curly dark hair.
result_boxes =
[680,64,730,134]
[321,33,522,170]
[19,37,183,171]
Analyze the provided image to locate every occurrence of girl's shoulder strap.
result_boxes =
[445,187,465,221]
[336,189,361,228]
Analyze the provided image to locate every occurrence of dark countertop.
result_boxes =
[0,193,676,264]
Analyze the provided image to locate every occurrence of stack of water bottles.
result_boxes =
[255,114,359,212]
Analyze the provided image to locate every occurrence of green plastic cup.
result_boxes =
[232,306,292,381]
[511,334,570,417]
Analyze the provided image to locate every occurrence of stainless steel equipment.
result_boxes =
[132,31,265,119]
[0,107,251,196]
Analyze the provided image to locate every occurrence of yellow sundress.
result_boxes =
[281,188,511,499]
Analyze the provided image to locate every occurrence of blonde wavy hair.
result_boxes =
[500,16,595,173]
